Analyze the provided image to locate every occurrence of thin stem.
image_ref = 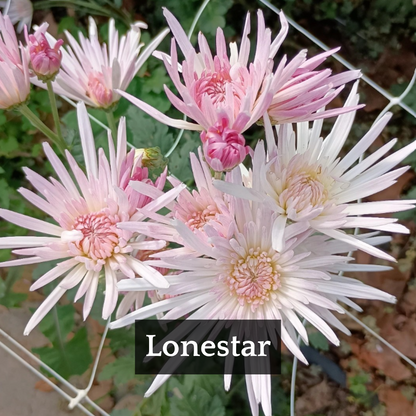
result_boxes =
[214,171,223,180]
[46,80,64,147]
[342,308,416,371]
[105,111,117,141]
[19,104,66,156]
[187,0,211,38]
[290,319,306,416]
[88,318,110,390]
[52,305,68,368]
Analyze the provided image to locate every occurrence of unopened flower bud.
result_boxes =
[201,119,250,172]
[25,24,63,82]
[134,147,167,171]
[87,71,113,109]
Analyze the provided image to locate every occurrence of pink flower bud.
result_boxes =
[25,25,63,82]
[87,71,113,109]
[201,118,250,172]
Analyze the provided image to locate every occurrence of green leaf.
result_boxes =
[0,279,5,299]
[168,376,226,416]
[167,132,201,184]
[106,327,135,353]
[0,292,27,307]
[141,66,171,95]
[308,331,330,351]
[33,327,93,379]
[111,410,133,416]
[0,268,26,307]
[98,354,135,385]
[0,136,19,155]
[37,304,75,345]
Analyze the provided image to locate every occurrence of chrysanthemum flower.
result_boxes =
[32,17,169,109]
[0,12,30,109]
[24,23,63,82]
[118,9,360,171]
[119,148,234,255]
[118,8,289,133]
[0,102,185,334]
[215,82,416,259]
[116,244,170,319]
[111,186,394,415]
[267,48,361,125]
[0,0,32,33]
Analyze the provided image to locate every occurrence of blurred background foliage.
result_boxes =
[1,0,416,415]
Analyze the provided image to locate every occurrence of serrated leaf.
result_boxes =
[33,327,93,379]
[98,354,135,385]
[169,377,226,416]
[168,132,201,184]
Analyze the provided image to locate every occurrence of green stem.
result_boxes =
[46,80,64,149]
[52,305,69,370]
[214,171,223,180]
[105,111,117,140]
[19,104,66,156]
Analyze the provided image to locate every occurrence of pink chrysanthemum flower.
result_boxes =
[120,148,234,256]
[116,245,170,319]
[32,17,169,109]
[118,9,360,171]
[0,0,33,33]
[215,82,416,260]
[24,23,63,81]
[111,186,395,416]
[267,47,361,125]
[119,8,289,133]
[0,102,185,334]
[0,12,30,109]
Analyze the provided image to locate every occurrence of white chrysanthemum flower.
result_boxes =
[110,183,395,416]
[215,82,416,260]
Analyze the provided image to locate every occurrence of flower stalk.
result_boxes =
[46,80,64,149]
[105,111,117,140]
[18,103,66,156]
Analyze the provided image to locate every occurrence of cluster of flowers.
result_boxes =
[0,6,415,415]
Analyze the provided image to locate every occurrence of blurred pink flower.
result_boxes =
[0,102,185,334]
[25,23,63,81]
[0,0,32,33]
[0,12,30,109]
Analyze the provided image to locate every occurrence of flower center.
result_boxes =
[196,71,229,106]
[87,71,113,108]
[72,212,122,261]
[186,206,219,231]
[224,247,281,310]
[174,189,222,232]
[268,155,335,216]
[283,171,328,211]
